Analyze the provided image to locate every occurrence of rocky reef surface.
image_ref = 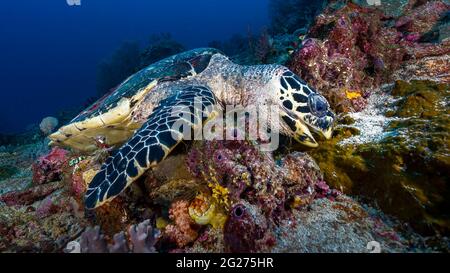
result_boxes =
[1,0,449,253]
[285,0,449,239]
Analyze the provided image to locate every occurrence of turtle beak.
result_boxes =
[322,126,333,140]
[281,114,319,148]
[302,111,336,141]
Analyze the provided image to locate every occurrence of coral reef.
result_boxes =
[0,139,88,252]
[189,195,428,253]
[186,141,331,215]
[395,1,449,35]
[272,196,410,253]
[97,139,342,253]
[32,147,68,185]
[0,141,49,198]
[287,0,449,113]
[92,198,132,235]
[0,128,46,149]
[0,165,18,181]
[0,203,86,252]
[393,53,450,83]
[180,140,345,252]
[280,152,328,207]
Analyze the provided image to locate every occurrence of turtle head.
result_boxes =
[275,69,335,147]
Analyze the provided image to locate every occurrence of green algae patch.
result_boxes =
[309,80,450,235]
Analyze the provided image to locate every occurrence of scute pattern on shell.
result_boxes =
[72,48,222,123]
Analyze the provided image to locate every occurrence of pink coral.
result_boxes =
[32,147,68,185]
[164,200,198,248]
[315,180,341,200]
[187,140,276,201]
[288,4,385,112]
[70,172,86,199]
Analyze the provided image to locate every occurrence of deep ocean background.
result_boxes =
[0,0,269,133]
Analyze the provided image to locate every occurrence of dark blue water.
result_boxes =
[0,0,269,133]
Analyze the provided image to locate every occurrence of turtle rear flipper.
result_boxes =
[85,85,217,209]
[49,81,157,152]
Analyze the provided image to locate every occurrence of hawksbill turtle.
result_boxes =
[49,48,335,209]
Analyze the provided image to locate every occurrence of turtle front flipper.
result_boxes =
[85,85,217,209]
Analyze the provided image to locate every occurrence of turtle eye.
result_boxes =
[308,94,329,118]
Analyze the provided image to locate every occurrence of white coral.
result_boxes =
[39,117,59,135]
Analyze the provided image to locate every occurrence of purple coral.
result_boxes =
[107,232,130,253]
[80,226,108,253]
[128,219,157,253]
[78,220,158,253]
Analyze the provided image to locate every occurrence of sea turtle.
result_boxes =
[49,48,335,209]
